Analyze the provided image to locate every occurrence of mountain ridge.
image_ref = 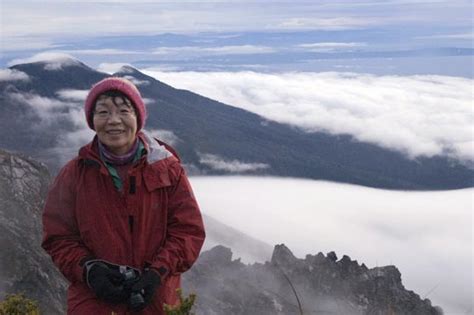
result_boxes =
[1,57,472,190]
[182,244,442,314]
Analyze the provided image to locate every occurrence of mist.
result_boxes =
[190,176,472,315]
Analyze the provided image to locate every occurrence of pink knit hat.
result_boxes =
[84,77,147,130]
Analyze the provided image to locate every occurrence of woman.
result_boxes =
[42,77,205,314]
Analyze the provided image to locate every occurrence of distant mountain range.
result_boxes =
[1,57,472,189]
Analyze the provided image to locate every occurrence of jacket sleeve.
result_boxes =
[41,161,93,284]
[147,162,206,278]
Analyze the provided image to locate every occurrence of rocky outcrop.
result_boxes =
[0,149,67,315]
[182,244,443,315]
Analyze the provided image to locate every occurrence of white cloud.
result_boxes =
[56,89,89,101]
[1,1,471,42]
[146,129,180,146]
[0,69,30,82]
[297,42,367,52]
[2,3,380,39]
[415,32,474,40]
[58,49,142,55]
[51,115,95,166]
[8,93,72,112]
[45,105,94,165]
[0,36,58,52]
[190,176,473,315]
[277,17,381,30]
[6,91,92,164]
[122,75,150,86]
[152,45,276,56]
[199,153,270,173]
[143,70,474,164]
[203,45,276,55]
[142,98,155,105]
[7,52,81,70]
[97,63,132,74]
[8,91,75,118]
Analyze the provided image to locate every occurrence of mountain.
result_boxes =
[182,244,442,314]
[0,149,67,315]
[1,57,472,189]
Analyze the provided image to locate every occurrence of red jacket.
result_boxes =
[42,132,205,314]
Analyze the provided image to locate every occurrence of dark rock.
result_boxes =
[183,244,443,315]
[271,244,298,267]
[198,245,233,266]
[327,251,338,262]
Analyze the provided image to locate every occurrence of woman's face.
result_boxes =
[93,94,138,155]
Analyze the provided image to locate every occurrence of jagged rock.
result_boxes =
[271,243,298,267]
[338,254,361,278]
[0,149,67,315]
[327,251,338,262]
[198,245,233,266]
[183,244,442,315]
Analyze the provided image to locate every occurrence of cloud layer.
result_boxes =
[198,153,269,173]
[0,69,30,82]
[56,89,89,101]
[147,129,181,146]
[190,176,473,315]
[144,70,474,164]
[3,1,471,39]
[8,52,81,69]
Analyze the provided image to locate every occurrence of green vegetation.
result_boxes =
[163,288,196,315]
[0,293,40,315]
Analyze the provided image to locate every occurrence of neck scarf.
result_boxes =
[98,138,139,165]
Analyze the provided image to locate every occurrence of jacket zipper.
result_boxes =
[128,175,136,265]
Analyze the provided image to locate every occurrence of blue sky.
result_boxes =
[1,1,473,76]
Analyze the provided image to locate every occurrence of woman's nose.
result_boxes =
[107,112,122,123]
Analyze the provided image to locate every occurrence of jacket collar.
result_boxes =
[78,131,177,190]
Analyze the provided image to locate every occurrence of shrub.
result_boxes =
[163,288,196,315]
[0,293,40,315]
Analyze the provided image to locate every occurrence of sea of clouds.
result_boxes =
[190,176,473,315]
[139,70,473,166]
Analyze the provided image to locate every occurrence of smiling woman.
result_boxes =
[41,77,206,315]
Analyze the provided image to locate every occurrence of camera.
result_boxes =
[120,266,145,310]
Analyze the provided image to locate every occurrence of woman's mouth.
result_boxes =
[106,130,125,135]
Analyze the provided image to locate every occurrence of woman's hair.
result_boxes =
[95,90,134,109]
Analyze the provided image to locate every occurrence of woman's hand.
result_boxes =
[129,269,162,311]
[84,261,129,304]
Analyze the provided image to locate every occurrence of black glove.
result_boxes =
[84,260,129,304]
[129,269,162,312]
